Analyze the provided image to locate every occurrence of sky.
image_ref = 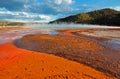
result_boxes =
[0,0,120,22]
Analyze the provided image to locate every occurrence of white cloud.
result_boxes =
[111,6,120,11]
[55,0,62,5]
[39,15,50,20]
[64,0,73,5]
[55,0,73,5]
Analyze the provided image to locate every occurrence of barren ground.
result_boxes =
[15,28,120,78]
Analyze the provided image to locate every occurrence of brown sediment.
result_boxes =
[0,42,113,79]
[15,28,120,78]
[60,28,120,78]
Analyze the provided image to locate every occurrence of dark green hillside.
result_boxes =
[50,8,120,26]
[88,8,119,18]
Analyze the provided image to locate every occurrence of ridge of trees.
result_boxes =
[50,8,120,26]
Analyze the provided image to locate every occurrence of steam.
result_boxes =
[25,23,120,29]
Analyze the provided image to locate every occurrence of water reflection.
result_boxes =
[0,29,58,44]
[103,39,120,50]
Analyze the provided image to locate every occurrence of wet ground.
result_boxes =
[0,27,115,79]
[14,28,120,78]
[0,27,119,79]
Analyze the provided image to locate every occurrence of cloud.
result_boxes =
[0,7,51,22]
[55,0,73,5]
[111,6,120,11]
